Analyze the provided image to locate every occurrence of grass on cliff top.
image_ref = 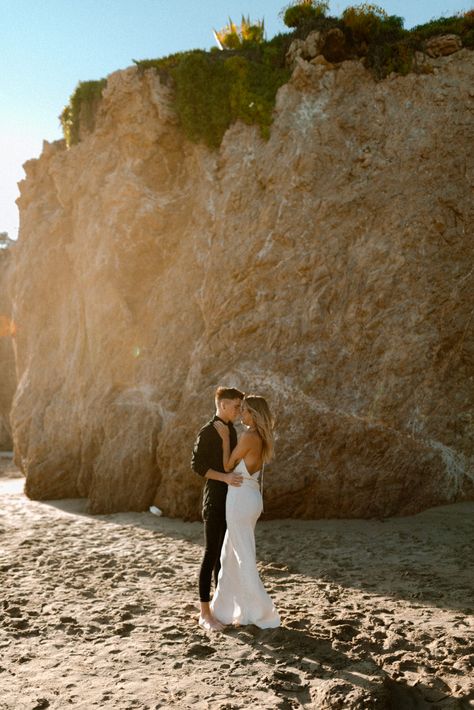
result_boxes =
[60,79,107,147]
[61,6,474,149]
[134,38,292,148]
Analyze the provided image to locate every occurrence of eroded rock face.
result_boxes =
[0,246,16,449]
[11,52,474,518]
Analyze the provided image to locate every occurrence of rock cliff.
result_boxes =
[11,49,474,518]
[0,246,15,449]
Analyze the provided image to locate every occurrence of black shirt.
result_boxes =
[191,415,237,516]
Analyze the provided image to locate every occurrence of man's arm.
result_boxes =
[191,425,214,477]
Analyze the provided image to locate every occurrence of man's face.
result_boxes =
[221,398,242,423]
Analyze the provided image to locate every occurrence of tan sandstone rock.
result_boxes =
[286,38,307,66]
[10,51,474,518]
[425,34,463,58]
[0,244,16,449]
[286,28,346,67]
[305,30,325,59]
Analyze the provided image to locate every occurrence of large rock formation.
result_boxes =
[0,244,16,449]
[10,49,474,518]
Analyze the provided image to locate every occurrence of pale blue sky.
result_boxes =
[0,0,470,238]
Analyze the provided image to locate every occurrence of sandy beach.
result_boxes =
[0,458,473,709]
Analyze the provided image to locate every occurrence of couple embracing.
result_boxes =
[191,386,280,632]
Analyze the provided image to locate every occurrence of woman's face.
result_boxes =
[241,404,254,428]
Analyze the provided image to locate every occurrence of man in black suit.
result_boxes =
[191,386,244,630]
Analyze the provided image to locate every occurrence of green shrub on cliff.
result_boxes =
[170,52,232,146]
[344,4,474,78]
[281,0,329,28]
[60,79,107,147]
[172,52,289,146]
[343,4,387,40]
[410,12,474,48]
[279,0,342,40]
[61,4,473,148]
[135,34,291,149]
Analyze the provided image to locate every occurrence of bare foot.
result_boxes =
[198,614,225,632]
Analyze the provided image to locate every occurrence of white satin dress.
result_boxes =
[210,459,280,628]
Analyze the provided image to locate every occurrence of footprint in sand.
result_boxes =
[285,618,311,631]
[156,565,176,577]
[161,624,187,641]
[328,621,360,642]
[262,669,309,694]
[115,622,136,637]
[31,700,50,710]
[9,618,29,632]
[122,602,149,615]
[185,643,216,658]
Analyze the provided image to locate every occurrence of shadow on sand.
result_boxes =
[39,490,474,617]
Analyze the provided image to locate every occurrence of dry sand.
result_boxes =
[0,457,473,709]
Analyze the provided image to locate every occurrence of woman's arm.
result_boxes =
[226,434,252,471]
[221,427,231,470]
[214,423,252,472]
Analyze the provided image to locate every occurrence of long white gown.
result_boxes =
[210,459,280,629]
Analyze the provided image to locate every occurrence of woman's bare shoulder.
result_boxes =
[240,429,260,440]
[239,430,262,447]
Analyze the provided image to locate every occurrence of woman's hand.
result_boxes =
[214,421,230,440]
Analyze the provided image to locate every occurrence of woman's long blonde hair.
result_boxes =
[243,395,275,463]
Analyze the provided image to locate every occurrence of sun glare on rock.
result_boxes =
[0,315,15,337]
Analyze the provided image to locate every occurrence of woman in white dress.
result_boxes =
[210,395,280,629]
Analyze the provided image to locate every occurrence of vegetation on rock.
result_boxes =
[60,79,107,147]
[281,0,330,29]
[134,33,292,148]
[214,15,265,49]
[60,3,474,149]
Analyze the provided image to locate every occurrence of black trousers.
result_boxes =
[199,509,227,603]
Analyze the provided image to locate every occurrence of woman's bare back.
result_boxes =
[240,431,263,474]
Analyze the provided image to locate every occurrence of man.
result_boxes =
[191,386,244,631]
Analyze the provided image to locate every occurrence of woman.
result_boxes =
[210,395,280,629]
